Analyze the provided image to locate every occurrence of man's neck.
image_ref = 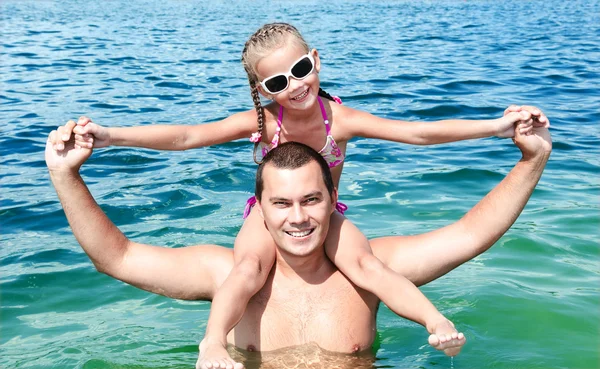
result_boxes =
[274,247,335,284]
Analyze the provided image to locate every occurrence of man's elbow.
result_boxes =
[88,244,130,278]
[457,219,499,257]
[91,259,123,278]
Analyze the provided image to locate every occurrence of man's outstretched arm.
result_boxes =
[372,124,552,287]
[46,127,233,300]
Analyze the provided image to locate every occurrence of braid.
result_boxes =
[242,23,331,164]
[249,81,265,164]
[242,23,307,165]
[318,87,335,101]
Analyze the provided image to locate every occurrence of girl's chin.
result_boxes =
[287,89,317,108]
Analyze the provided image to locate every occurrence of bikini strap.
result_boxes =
[277,104,284,125]
[317,96,332,135]
[270,105,283,148]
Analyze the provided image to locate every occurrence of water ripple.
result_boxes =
[1,1,599,368]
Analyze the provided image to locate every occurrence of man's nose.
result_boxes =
[288,203,309,224]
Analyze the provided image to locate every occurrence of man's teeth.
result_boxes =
[292,89,309,100]
[287,230,312,237]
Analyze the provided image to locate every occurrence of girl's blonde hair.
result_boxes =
[241,23,334,164]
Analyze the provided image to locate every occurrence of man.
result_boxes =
[45,119,551,369]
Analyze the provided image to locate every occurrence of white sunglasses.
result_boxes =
[259,53,315,95]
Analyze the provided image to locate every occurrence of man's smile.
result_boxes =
[285,228,315,238]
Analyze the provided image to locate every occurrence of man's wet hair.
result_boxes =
[255,142,335,201]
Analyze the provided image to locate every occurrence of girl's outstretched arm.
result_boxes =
[51,110,257,151]
[337,104,548,145]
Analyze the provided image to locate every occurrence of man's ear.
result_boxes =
[256,200,265,219]
[312,48,321,74]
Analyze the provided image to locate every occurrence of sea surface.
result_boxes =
[1,1,599,368]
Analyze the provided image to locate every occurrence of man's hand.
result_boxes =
[512,121,552,162]
[46,123,93,174]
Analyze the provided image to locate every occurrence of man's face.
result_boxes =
[257,161,337,258]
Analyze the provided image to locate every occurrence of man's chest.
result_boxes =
[229,274,378,353]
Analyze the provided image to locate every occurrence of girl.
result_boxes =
[54,23,546,369]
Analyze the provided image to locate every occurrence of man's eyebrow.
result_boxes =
[303,191,323,198]
[267,191,323,202]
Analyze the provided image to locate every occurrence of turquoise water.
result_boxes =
[1,0,599,368]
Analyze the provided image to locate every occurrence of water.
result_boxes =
[1,0,599,368]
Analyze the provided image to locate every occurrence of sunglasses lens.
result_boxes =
[291,57,313,79]
[264,75,288,94]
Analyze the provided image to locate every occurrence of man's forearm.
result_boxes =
[457,152,549,255]
[50,170,130,275]
[375,150,550,287]
[413,152,549,286]
[373,126,551,287]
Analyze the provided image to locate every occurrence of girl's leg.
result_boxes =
[324,211,465,356]
[197,207,276,369]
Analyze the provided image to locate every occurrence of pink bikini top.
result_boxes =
[260,96,345,168]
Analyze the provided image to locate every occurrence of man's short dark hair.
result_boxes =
[255,142,335,201]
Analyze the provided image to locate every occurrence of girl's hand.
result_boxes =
[73,116,111,148]
[428,318,466,357]
[496,105,550,138]
[504,105,550,127]
[496,111,532,138]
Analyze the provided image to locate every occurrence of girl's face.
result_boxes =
[255,42,321,111]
